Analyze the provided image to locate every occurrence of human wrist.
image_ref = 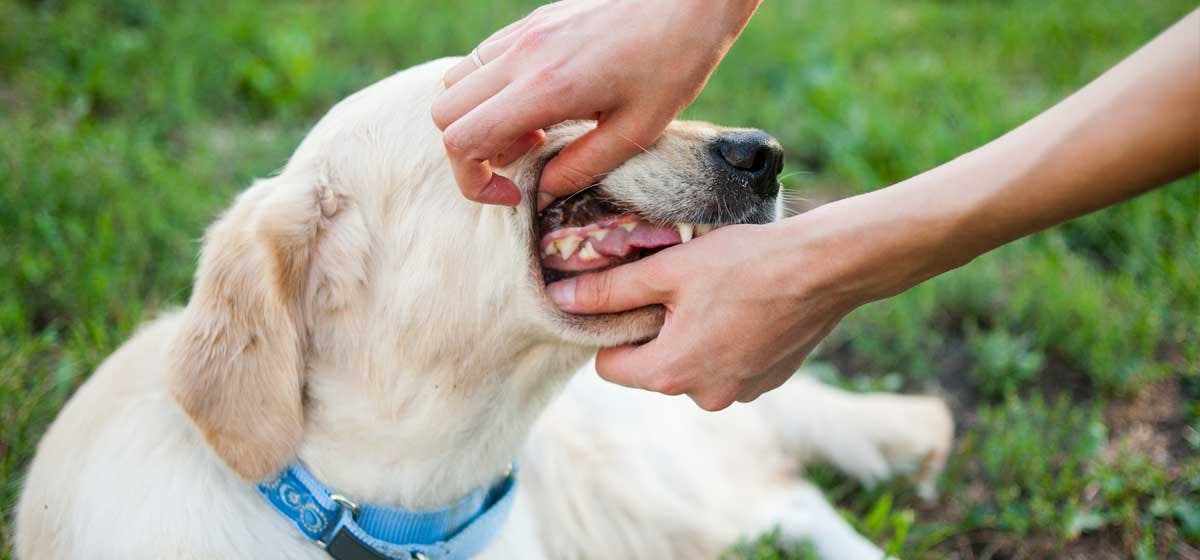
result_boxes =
[774,173,975,308]
[672,0,760,39]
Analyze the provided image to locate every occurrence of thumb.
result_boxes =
[538,110,667,199]
[547,256,673,314]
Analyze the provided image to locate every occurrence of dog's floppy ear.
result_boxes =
[169,175,346,480]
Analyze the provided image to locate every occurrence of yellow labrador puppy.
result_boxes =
[16,59,952,560]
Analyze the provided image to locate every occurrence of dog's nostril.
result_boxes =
[713,131,784,198]
[719,139,766,172]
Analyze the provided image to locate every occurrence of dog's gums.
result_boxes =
[537,191,718,281]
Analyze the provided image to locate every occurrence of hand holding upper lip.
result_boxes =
[430,0,761,209]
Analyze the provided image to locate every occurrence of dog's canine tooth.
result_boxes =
[695,224,714,236]
[677,223,694,243]
[588,229,609,241]
[578,241,600,261]
[557,235,582,260]
[620,223,637,232]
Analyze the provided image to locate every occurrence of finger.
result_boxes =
[595,342,688,394]
[441,27,524,90]
[546,255,674,314]
[432,59,512,131]
[494,129,546,168]
[539,110,669,198]
[442,84,581,203]
[451,166,521,207]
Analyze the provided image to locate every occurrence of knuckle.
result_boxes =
[694,390,735,412]
[460,188,487,203]
[442,123,490,162]
[626,128,661,150]
[528,65,567,94]
[515,26,552,52]
[647,371,688,396]
[442,131,466,157]
[636,259,675,298]
[430,102,453,131]
[586,273,616,307]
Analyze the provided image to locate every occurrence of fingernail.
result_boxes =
[548,278,576,308]
[536,192,556,211]
[479,175,520,207]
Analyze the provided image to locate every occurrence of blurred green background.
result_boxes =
[1,1,1197,558]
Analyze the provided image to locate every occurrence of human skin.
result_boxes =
[547,9,1200,411]
[431,0,761,208]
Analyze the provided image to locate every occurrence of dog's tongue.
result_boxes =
[540,215,682,272]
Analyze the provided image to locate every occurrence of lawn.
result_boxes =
[1,1,1197,558]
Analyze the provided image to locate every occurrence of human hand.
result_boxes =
[431,0,759,208]
[544,182,964,411]
[545,219,864,411]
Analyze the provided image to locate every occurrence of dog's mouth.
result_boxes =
[536,190,719,284]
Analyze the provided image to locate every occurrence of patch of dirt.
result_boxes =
[1104,376,1188,467]
[822,331,1194,559]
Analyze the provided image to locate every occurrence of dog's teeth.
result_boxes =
[588,229,609,241]
[557,235,582,260]
[620,223,637,232]
[543,242,558,256]
[578,241,600,261]
[695,224,714,236]
[677,223,694,243]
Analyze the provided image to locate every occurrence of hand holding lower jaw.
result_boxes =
[541,178,969,412]
[543,210,855,411]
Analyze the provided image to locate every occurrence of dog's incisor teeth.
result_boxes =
[578,241,600,261]
[557,235,582,260]
[677,223,694,243]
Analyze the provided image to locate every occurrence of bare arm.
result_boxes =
[551,9,1200,411]
[821,8,1200,303]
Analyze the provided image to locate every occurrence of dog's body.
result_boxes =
[16,59,952,559]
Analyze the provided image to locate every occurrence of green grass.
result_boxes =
[2,0,1197,558]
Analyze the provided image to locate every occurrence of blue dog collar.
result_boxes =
[258,462,517,560]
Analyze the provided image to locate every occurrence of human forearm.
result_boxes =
[953,8,1198,256]
[784,9,1199,307]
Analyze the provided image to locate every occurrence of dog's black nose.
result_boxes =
[713,131,784,198]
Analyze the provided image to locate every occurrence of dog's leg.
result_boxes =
[753,482,891,560]
[753,375,954,500]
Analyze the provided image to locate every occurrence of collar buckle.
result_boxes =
[330,493,361,519]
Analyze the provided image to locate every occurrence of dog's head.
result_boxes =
[168,59,782,479]
[517,120,782,347]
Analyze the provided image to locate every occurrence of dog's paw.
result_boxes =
[877,396,954,501]
[828,395,954,501]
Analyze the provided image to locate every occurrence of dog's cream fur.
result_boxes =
[15,58,953,560]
